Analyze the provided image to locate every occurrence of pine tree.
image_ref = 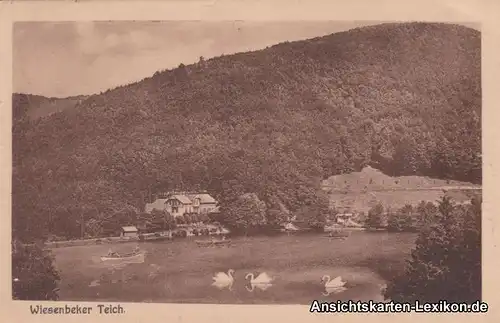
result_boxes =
[366,203,385,229]
[384,196,481,303]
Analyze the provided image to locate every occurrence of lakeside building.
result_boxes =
[144,191,219,216]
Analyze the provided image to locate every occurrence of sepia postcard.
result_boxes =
[1,1,499,323]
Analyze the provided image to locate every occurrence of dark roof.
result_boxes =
[186,193,217,204]
[168,195,193,204]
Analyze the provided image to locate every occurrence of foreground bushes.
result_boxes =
[384,196,481,303]
[12,240,60,300]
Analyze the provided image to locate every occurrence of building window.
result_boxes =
[172,207,178,214]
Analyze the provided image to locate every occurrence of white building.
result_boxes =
[144,191,218,216]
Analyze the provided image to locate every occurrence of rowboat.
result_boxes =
[100,252,145,262]
[325,230,350,239]
[195,239,232,247]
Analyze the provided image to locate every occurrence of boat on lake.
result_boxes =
[100,251,146,262]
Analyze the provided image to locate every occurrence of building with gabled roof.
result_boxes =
[144,191,218,217]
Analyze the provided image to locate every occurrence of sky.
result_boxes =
[13,21,479,98]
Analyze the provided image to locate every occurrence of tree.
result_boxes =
[366,203,385,229]
[175,216,185,226]
[386,208,402,232]
[12,240,60,300]
[163,211,176,230]
[294,199,329,231]
[199,213,210,223]
[387,204,416,232]
[266,208,288,226]
[150,209,165,231]
[384,196,481,303]
[265,195,289,226]
[136,212,153,232]
[415,200,438,230]
[183,214,192,225]
[150,209,176,230]
[223,193,267,235]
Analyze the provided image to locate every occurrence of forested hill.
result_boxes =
[12,22,481,241]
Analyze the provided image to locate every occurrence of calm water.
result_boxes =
[53,232,417,304]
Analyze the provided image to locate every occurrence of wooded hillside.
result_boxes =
[12,22,481,241]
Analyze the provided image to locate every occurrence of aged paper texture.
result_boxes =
[1,0,499,322]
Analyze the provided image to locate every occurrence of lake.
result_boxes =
[52,231,417,304]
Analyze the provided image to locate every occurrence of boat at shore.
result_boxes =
[325,229,350,239]
[100,252,146,262]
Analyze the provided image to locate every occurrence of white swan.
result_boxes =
[212,269,235,290]
[245,272,273,285]
[321,275,347,296]
[322,275,346,288]
[244,272,273,292]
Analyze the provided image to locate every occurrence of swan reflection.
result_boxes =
[322,285,347,296]
[246,282,273,292]
[211,269,235,291]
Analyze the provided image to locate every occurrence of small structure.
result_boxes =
[120,226,138,238]
[335,213,354,224]
[284,222,300,231]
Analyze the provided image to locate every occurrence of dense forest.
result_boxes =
[12,22,481,242]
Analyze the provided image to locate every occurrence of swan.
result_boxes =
[245,272,273,285]
[212,269,235,290]
[321,275,347,296]
[322,275,346,288]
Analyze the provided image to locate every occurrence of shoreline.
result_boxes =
[33,226,377,250]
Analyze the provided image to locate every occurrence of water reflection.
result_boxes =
[148,264,161,281]
[211,269,235,291]
[246,282,273,292]
[211,280,234,290]
[89,279,100,287]
[322,286,347,296]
